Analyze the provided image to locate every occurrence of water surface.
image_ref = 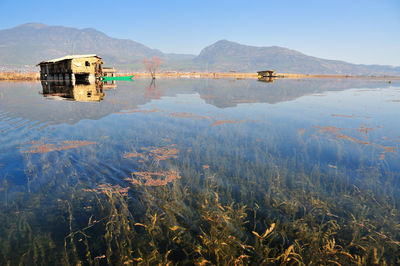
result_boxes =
[1,78,400,264]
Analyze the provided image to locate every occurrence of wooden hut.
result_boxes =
[257,70,276,79]
[37,54,103,84]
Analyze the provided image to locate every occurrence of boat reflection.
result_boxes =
[41,81,106,102]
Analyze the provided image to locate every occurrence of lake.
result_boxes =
[1,78,400,265]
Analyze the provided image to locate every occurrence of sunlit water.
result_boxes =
[1,78,400,264]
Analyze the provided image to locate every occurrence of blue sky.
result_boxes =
[0,0,399,66]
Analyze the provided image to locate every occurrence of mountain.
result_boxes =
[194,40,400,75]
[0,23,195,70]
[0,23,399,75]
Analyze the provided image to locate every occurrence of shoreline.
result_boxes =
[130,72,400,80]
[0,71,399,81]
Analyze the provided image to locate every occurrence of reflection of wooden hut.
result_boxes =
[73,83,104,102]
[41,81,74,100]
[41,81,104,102]
[37,54,103,83]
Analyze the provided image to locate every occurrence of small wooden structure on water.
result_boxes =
[102,67,117,88]
[257,70,279,83]
[37,54,104,84]
[257,70,276,79]
[102,67,116,78]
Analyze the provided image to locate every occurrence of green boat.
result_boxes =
[101,75,134,81]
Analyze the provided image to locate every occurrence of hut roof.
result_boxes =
[37,54,101,65]
[257,70,275,73]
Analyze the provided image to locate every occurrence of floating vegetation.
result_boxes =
[125,169,181,186]
[117,108,162,114]
[331,113,355,118]
[20,139,97,153]
[169,112,211,120]
[356,126,373,134]
[144,145,180,161]
[331,113,371,119]
[122,151,142,159]
[297,128,306,135]
[381,146,395,153]
[211,119,247,126]
[83,183,130,196]
[124,144,180,162]
[313,125,396,157]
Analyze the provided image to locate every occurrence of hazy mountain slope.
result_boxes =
[0,23,195,70]
[193,40,400,75]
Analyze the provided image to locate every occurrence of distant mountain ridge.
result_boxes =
[0,23,194,70]
[0,23,399,75]
[195,40,400,75]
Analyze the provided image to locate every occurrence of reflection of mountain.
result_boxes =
[147,78,397,108]
[41,81,105,102]
[194,78,398,108]
[0,79,398,126]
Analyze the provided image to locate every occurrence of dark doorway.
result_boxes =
[75,73,90,84]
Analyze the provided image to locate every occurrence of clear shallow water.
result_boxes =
[1,78,400,264]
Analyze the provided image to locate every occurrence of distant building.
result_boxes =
[257,70,276,78]
[37,54,103,84]
[257,70,277,82]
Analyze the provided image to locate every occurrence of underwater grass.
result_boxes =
[1,141,400,265]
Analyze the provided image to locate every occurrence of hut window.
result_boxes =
[85,61,90,67]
